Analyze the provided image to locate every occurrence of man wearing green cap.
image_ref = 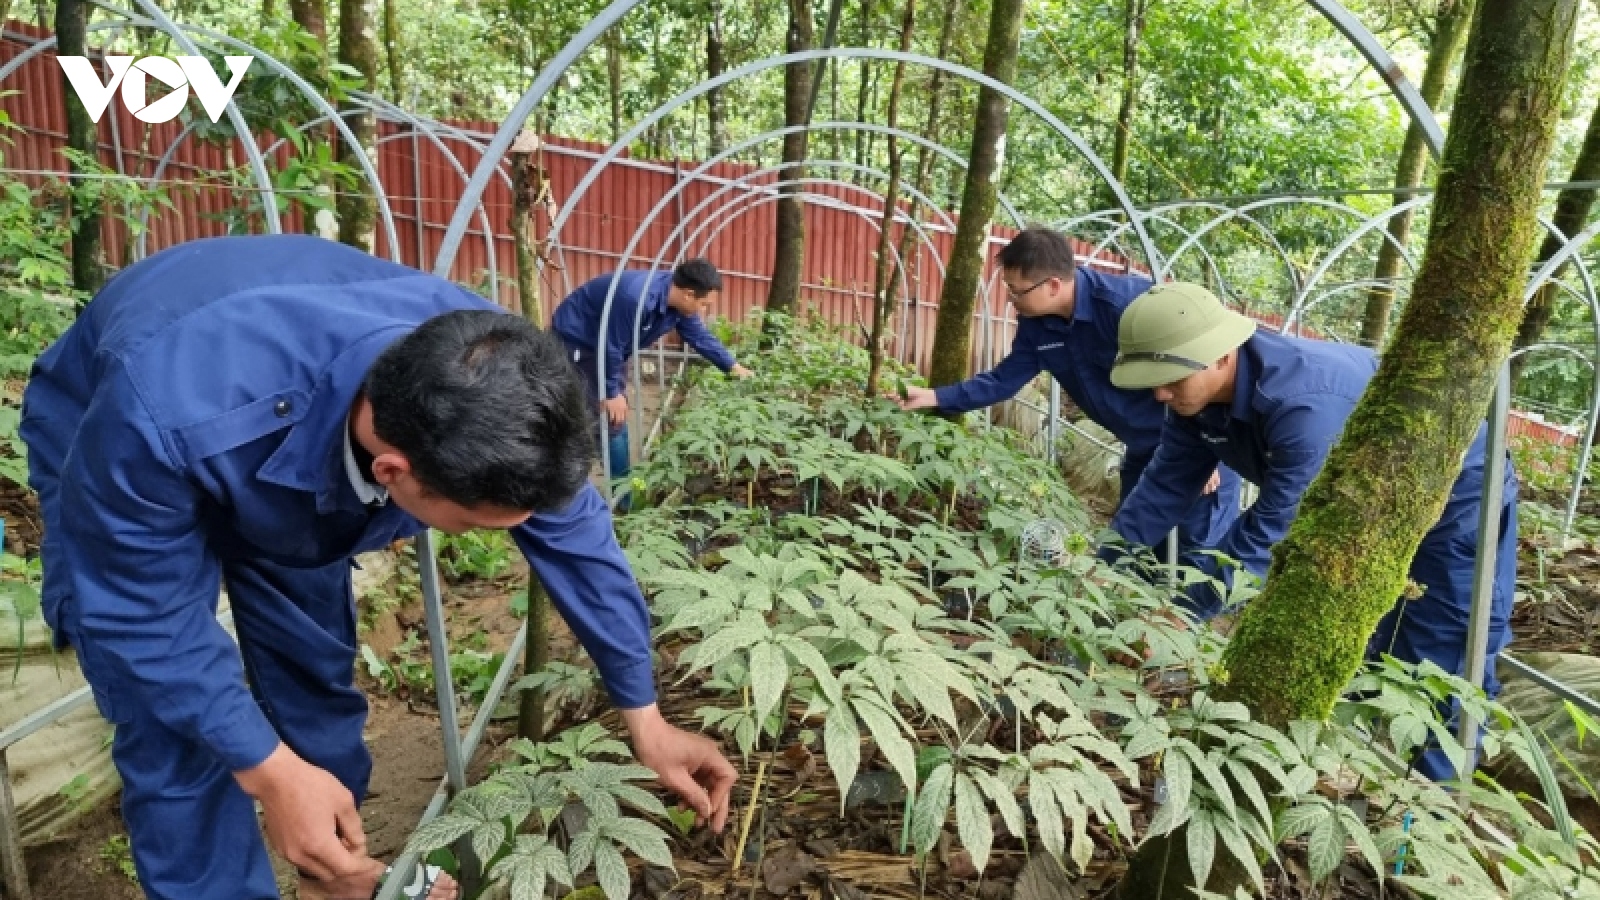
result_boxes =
[1103,282,1518,781]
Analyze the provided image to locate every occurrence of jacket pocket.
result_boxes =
[169,390,310,465]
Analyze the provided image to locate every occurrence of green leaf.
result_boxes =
[824,704,861,812]
[1187,809,1217,888]
[593,839,631,900]
[1336,805,1384,884]
[972,769,1026,844]
[1514,713,1577,848]
[404,814,477,856]
[1030,770,1066,861]
[779,636,841,705]
[1275,800,1327,841]
[955,773,993,874]
[1224,758,1273,836]
[851,695,917,794]
[748,641,789,728]
[606,818,675,870]
[1179,744,1237,823]
[1213,816,1266,895]
[472,820,510,868]
[1163,747,1194,819]
[910,762,954,854]
[1307,814,1343,884]
[1123,725,1170,761]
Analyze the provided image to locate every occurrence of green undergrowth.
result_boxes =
[412,311,1600,900]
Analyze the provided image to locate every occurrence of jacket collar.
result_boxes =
[256,325,413,514]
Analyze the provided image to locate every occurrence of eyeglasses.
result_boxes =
[1005,276,1054,300]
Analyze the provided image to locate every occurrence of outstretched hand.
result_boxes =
[622,705,738,833]
[891,385,939,411]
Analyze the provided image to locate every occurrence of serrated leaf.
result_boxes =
[851,695,917,793]
[1225,758,1273,835]
[1123,725,1170,761]
[1188,809,1217,888]
[896,661,959,728]
[1213,815,1266,895]
[607,818,676,870]
[1178,743,1237,823]
[1338,806,1384,882]
[609,783,669,819]
[1307,815,1343,883]
[780,637,841,705]
[1276,801,1328,841]
[824,704,861,811]
[472,820,509,868]
[1030,770,1066,860]
[683,616,769,676]
[404,813,477,856]
[911,762,955,853]
[749,641,789,728]
[1163,746,1193,816]
[972,769,1026,843]
[569,829,597,876]
[955,773,993,873]
[594,839,631,900]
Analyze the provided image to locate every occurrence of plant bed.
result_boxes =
[408,314,1600,900]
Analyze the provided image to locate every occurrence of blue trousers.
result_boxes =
[1118,452,1242,558]
[77,556,368,900]
[1366,485,1519,781]
[561,339,634,508]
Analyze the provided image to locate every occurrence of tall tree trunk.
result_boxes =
[705,0,729,156]
[1358,0,1475,349]
[887,0,957,361]
[382,0,403,102]
[56,0,103,293]
[850,0,874,177]
[606,28,624,144]
[261,0,275,24]
[1510,94,1600,383]
[289,0,327,40]
[864,0,916,396]
[336,0,378,252]
[763,0,814,326]
[926,0,1022,389]
[808,0,846,120]
[1099,0,1148,212]
[1219,0,1576,726]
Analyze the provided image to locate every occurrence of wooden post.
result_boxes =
[516,575,550,743]
[0,751,33,900]
[509,130,545,325]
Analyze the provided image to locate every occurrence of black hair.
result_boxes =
[995,226,1079,280]
[365,310,594,512]
[672,258,723,295]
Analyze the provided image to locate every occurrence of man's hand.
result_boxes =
[602,394,629,429]
[893,385,939,412]
[236,743,369,883]
[622,705,737,833]
[730,364,754,379]
[1202,468,1222,496]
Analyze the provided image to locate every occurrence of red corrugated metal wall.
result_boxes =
[2,18,1138,377]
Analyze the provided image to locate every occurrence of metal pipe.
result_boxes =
[1459,363,1511,783]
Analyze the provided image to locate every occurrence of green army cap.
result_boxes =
[1110,282,1256,390]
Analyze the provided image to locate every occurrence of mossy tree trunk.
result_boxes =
[55,0,103,294]
[1219,0,1577,726]
[1358,0,1475,350]
[705,0,729,157]
[1509,94,1600,384]
[336,0,378,252]
[926,0,1022,388]
[764,0,815,327]
[605,28,623,144]
[382,0,403,102]
[289,0,327,40]
[864,0,915,396]
[1118,6,1580,897]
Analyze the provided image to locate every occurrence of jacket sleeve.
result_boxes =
[1108,418,1216,548]
[596,278,639,399]
[1206,398,1346,583]
[674,315,737,372]
[56,367,281,772]
[932,340,1043,413]
[509,483,656,708]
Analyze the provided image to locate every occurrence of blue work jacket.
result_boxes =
[20,235,656,774]
[1110,329,1517,614]
[551,270,737,399]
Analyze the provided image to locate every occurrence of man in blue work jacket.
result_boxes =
[552,259,751,493]
[20,235,737,900]
[1104,282,1518,781]
[895,227,1239,553]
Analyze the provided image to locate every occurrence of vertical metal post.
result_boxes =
[412,122,427,270]
[0,751,32,900]
[415,531,478,887]
[1459,363,1511,784]
[1047,379,1061,463]
[1560,363,1600,543]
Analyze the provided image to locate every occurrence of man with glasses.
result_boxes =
[895,227,1239,555]
[552,259,752,501]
